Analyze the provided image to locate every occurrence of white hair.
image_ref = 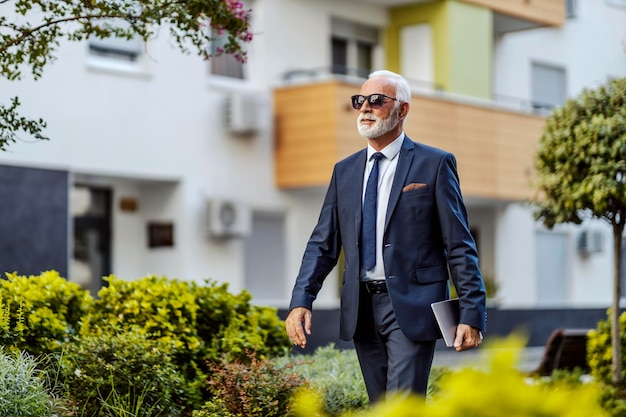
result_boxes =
[368,70,411,103]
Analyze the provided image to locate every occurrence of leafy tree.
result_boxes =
[0,0,252,151]
[533,77,626,384]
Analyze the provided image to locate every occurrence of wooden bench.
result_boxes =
[532,328,591,376]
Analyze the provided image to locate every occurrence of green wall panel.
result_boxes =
[387,0,492,99]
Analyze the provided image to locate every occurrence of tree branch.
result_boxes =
[0,12,142,54]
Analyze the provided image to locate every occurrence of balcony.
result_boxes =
[355,0,566,32]
[274,78,546,202]
[463,0,566,29]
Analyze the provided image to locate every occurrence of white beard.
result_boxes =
[356,106,400,139]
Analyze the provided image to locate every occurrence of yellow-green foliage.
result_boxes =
[84,274,202,350]
[586,310,626,416]
[0,271,92,354]
[85,274,290,359]
[82,274,291,410]
[293,335,608,417]
[587,310,626,385]
[0,271,291,413]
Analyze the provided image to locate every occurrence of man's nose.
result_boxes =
[359,99,372,112]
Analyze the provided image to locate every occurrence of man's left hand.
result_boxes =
[453,324,482,352]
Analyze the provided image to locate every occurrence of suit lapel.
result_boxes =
[385,137,415,231]
[352,150,368,234]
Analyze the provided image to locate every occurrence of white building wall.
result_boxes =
[567,220,613,306]
[491,0,626,308]
[0,0,389,306]
[494,204,537,307]
[2,0,625,310]
[467,207,496,284]
[258,0,387,85]
[494,0,626,102]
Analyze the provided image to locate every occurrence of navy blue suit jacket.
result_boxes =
[289,136,487,342]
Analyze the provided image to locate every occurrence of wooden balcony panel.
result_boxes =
[335,85,366,160]
[275,84,342,188]
[462,0,566,27]
[274,81,546,201]
[405,95,544,200]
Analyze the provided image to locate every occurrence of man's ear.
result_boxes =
[399,102,410,119]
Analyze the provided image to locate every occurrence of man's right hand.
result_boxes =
[285,307,312,349]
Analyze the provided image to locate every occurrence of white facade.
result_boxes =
[0,0,625,310]
[492,0,626,307]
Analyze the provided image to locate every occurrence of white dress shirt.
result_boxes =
[361,133,404,281]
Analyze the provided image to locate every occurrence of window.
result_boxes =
[331,18,378,78]
[88,21,143,62]
[566,0,578,18]
[331,37,348,75]
[400,23,434,88]
[89,36,143,61]
[210,1,250,79]
[531,63,566,111]
[535,231,568,305]
[243,212,286,301]
[606,0,626,8]
[210,30,246,79]
[71,185,112,296]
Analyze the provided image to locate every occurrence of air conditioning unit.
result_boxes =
[207,198,251,239]
[224,93,261,134]
[578,229,604,254]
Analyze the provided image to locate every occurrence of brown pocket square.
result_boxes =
[402,183,428,192]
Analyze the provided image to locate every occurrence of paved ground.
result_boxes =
[432,346,545,373]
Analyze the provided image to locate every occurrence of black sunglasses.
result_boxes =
[351,94,398,110]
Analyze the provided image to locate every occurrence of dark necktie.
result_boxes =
[361,152,384,271]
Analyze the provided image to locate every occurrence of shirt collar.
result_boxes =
[367,132,405,161]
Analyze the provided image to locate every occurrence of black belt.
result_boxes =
[362,280,387,294]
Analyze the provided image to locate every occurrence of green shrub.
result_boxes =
[194,282,290,361]
[292,335,608,417]
[83,274,291,411]
[0,348,57,416]
[586,310,626,416]
[191,398,240,417]
[275,344,450,417]
[0,271,93,355]
[587,310,626,385]
[194,353,305,417]
[275,345,368,416]
[0,271,292,414]
[60,327,185,417]
[425,366,451,400]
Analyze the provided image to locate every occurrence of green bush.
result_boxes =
[194,282,290,361]
[292,335,608,417]
[83,274,291,411]
[275,345,368,416]
[586,310,626,416]
[0,271,93,355]
[0,348,57,416]
[60,327,185,417]
[194,354,305,417]
[275,344,450,417]
[587,310,626,385]
[0,271,292,414]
